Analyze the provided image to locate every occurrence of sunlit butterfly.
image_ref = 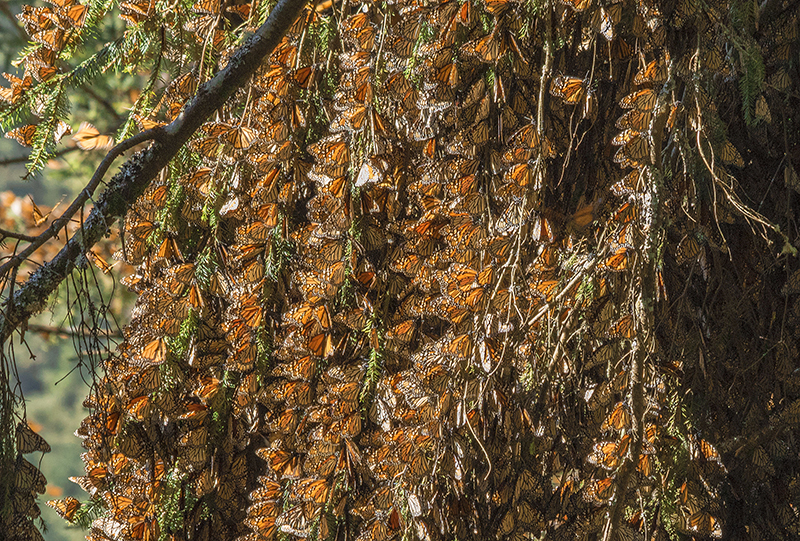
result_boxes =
[32,28,66,50]
[588,435,629,469]
[634,57,668,85]
[559,0,592,11]
[6,124,37,147]
[550,75,586,104]
[616,108,652,131]
[685,510,722,538]
[585,477,614,502]
[602,401,632,431]
[119,0,155,25]
[601,246,631,272]
[462,29,507,63]
[72,122,114,151]
[620,88,657,111]
[46,496,80,521]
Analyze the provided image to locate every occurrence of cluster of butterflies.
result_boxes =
[0,0,93,153]
[12,0,795,539]
[4,422,51,541]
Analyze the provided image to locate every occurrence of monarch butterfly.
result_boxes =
[770,67,792,92]
[435,61,459,87]
[215,123,256,150]
[119,0,155,25]
[685,510,722,538]
[611,169,642,196]
[164,71,197,103]
[86,250,114,274]
[445,157,481,178]
[613,201,639,225]
[585,477,614,502]
[32,28,66,50]
[531,213,555,243]
[259,446,304,478]
[609,35,633,59]
[6,124,37,147]
[616,108,652,131]
[266,407,301,434]
[534,280,559,302]
[25,47,57,71]
[250,480,283,503]
[16,457,47,493]
[276,504,316,537]
[488,234,514,260]
[606,314,634,339]
[72,122,114,151]
[56,3,88,28]
[273,380,314,407]
[697,439,722,463]
[675,233,701,264]
[245,504,278,534]
[634,58,668,85]
[16,6,53,33]
[614,134,650,167]
[442,333,473,360]
[32,64,58,82]
[390,252,426,278]
[602,401,632,431]
[719,140,744,168]
[307,332,334,358]
[611,223,635,248]
[309,136,350,171]
[485,0,514,16]
[559,0,592,12]
[588,439,624,469]
[588,6,615,41]
[601,246,631,272]
[462,30,507,63]
[138,337,167,365]
[445,213,487,249]
[326,379,361,406]
[550,75,586,104]
[125,395,151,421]
[16,422,51,454]
[569,198,601,229]
[587,342,618,370]
[387,29,418,57]
[503,163,532,187]
[292,478,330,504]
[620,88,657,111]
[348,24,377,51]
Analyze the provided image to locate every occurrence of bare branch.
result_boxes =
[0,145,80,166]
[25,323,122,339]
[0,229,37,243]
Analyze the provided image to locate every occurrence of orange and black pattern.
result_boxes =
[2,0,800,539]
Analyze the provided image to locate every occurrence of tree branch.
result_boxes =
[0,229,37,243]
[0,0,309,343]
[0,145,80,166]
[25,323,123,339]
